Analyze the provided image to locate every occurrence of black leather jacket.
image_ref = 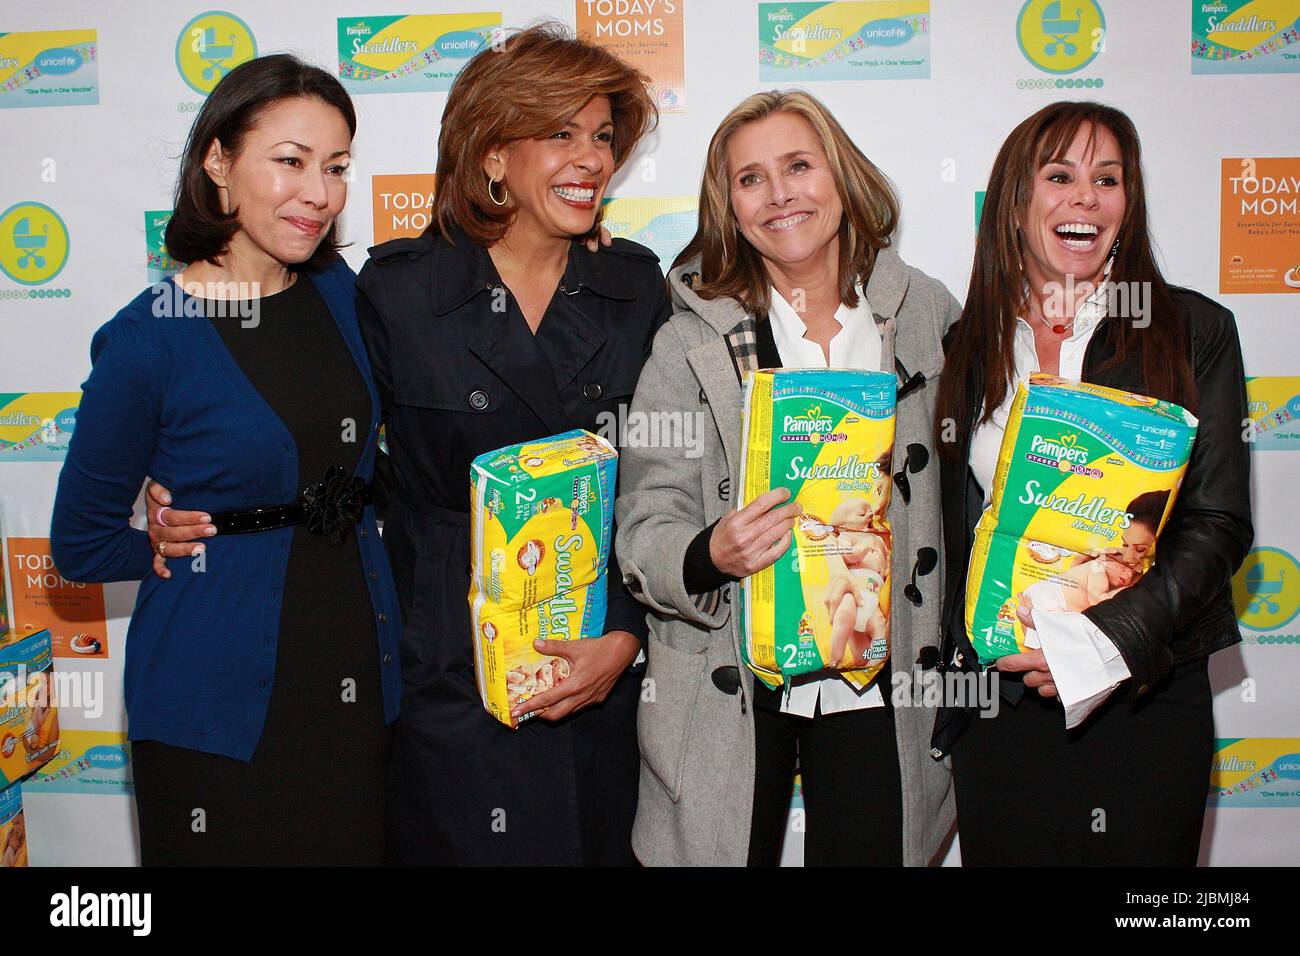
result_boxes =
[931,287,1252,757]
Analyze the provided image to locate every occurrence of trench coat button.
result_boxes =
[359,528,368,539]
[469,389,489,410]
[369,570,378,581]
[622,571,642,593]
[1137,683,1149,695]
[711,666,740,695]
[378,611,388,624]
[584,383,602,401]
[384,654,392,665]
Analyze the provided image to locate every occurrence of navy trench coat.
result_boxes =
[356,227,670,864]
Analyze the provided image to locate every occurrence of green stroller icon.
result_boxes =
[1245,564,1284,615]
[12,217,49,270]
[198,27,238,81]
[1041,2,1082,57]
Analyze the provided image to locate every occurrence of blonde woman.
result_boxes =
[617,91,958,866]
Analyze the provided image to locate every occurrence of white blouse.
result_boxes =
[767,284,886,717]
[968,289,1132,728]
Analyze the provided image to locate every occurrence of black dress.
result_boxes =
[131,276,390,866]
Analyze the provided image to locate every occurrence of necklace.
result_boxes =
[1027,297,1073,335]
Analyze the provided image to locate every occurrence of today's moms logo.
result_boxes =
[0,201,70,294]
[1015,0,1106,89]
[175,11,257,96]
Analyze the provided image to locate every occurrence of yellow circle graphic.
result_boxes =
[1233,547,1300,631]
[1016,0,1105,75]
[0,202,70,286]
[176,11,257,96]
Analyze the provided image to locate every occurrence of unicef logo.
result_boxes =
[176,11,257,96]
[1233,547,1300,631]
[0,202,70,286]
[1016,0,1106,75]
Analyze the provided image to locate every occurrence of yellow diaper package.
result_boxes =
[965,374,1198,665]
[469,430,616,728]
[739,369,896,691]
[0,784,26,867]
[1,628,59,788]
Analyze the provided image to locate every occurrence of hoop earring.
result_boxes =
[487,175,508,207]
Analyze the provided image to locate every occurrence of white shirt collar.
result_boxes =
[767,281,881,371]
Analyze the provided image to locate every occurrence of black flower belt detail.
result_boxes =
[209,465,371,545]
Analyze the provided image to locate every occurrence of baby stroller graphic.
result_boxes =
[198,27,238,82]
[11,217,48,270]
[1040,2,1082,57]
[1244,564,1284,615]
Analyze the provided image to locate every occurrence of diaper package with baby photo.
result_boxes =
[739,369,896,691]
[469,430,616,728]
[965,374,1198,666]
[0,628,59,787]
[0,784,25,867]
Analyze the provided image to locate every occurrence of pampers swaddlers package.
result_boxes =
[740,369,897,691]
[469,430,616,728]
[966,374,1198,665]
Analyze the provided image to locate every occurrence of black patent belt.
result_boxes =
[209,465,371,545]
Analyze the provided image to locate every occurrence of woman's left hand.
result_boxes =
[513,630,641,722]
[995,649,1058,698]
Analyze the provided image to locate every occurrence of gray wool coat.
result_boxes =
[615,249,961,866]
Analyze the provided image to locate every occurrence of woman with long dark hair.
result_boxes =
[931,101,1252,865]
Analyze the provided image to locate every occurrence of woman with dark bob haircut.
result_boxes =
[356,22,666,865]
[51,54,403,865]
[931,101,1251,865]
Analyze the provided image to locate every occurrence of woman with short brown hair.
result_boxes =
[356,22,668,865]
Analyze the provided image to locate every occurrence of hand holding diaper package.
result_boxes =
[469,430,616,728]
[965,374,1198,666]
[739,369,897,691]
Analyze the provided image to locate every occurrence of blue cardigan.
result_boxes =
[50,257,401,761]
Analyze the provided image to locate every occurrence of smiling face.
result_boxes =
[487,95,614,242]
[1019,122,1126,296]
[726,111,844,282]
[206,96,352,269]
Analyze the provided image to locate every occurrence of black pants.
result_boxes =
[747,680,904,866]
[952,657,1213,866]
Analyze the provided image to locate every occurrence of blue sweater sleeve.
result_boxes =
[51,308,166,583]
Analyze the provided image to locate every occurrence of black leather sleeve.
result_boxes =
[1084,295,1254,692]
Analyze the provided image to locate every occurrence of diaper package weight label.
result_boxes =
[469,430,615,728]
[739,369,897,690]
[966,375,1198,665]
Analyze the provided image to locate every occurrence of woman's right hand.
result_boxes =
[708,487,801,579]
[145,480,216,580]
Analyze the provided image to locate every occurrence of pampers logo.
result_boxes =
[175,11,257,97]
[1233,546,1300,634]
[0,201,70,297]
[1015,0,1106,88]
[1030,431,1089,464]
[786,403,834,433]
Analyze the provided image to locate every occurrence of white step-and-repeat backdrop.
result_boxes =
[1,0,1297,866]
